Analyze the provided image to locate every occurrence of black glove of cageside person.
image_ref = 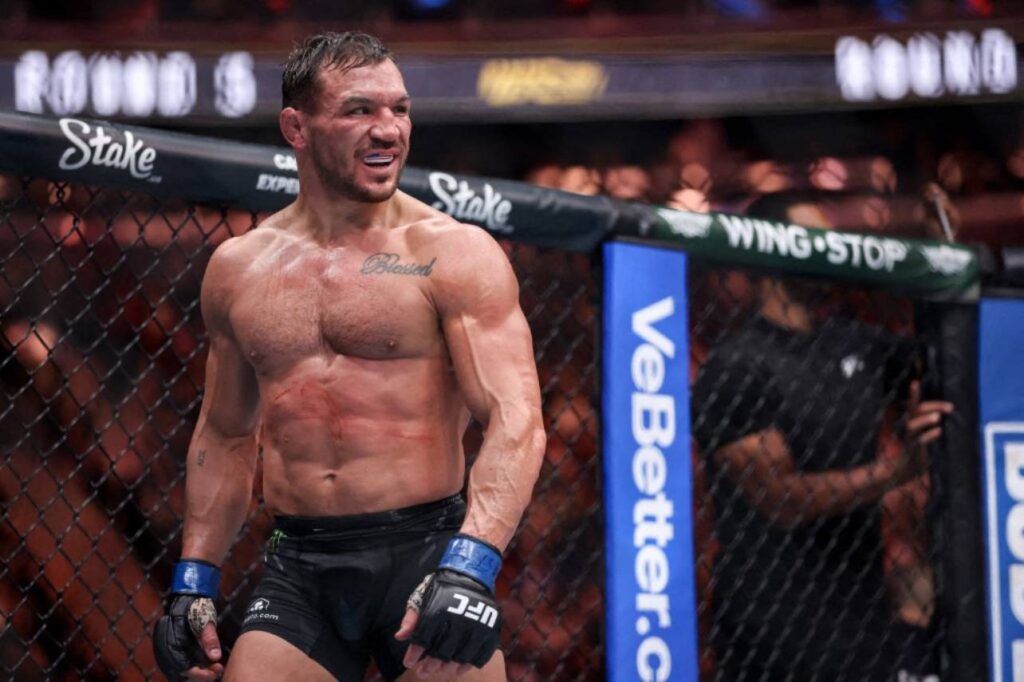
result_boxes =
[406,534,503,667]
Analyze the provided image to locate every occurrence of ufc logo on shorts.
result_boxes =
[447,592,498,628]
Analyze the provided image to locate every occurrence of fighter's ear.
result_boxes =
[280,107,306,149]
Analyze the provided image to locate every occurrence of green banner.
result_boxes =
[641,206,979,299]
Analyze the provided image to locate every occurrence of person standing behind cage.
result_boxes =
[692,192,953,681]
[151,31,546,682]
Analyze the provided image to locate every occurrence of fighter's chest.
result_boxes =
[230,249,440,371]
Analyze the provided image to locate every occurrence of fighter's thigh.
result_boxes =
[395,650,507,682]
[224,631,335,682]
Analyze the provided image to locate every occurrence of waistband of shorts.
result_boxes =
[272,494,465,538]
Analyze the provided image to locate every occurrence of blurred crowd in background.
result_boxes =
[409,105,1023,255]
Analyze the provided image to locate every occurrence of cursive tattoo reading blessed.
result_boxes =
[360,253,436,277]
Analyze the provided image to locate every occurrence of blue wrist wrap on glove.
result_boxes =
[171,560,221,597]
[438,534,502,592]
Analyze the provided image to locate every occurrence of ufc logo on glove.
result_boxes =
[447,592,499,628]
[405,534,505,667]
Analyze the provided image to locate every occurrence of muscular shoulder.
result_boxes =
[204,228,274,286]
[200,228,280,330]
[408,219,516,316]
[412,217,504,257]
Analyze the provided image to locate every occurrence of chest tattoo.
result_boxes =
[360,252,437,277]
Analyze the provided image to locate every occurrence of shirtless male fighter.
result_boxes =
[153,31,545,681]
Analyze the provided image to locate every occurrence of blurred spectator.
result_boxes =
[602,165,651,201]
[559,165,602,195]
[524,164,564,190]
[667,187,711,213]
[691,192,948,681]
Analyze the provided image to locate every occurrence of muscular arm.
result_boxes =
[435,227,546,552]
[181,240,261,564]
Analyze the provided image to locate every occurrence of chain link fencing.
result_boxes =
[0,175,602,681]
[0,167,977,681]
[687,260,961,681]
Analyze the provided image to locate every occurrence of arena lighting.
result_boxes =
[966,0,993,16]
[14,49,257,119]
[263,0,293,13]
[836,28,1017,102]
[411,0,453,9]
[873,0,906,23]
[707,0,768,20]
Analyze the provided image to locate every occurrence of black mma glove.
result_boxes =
[153,560,221,679]
[406,534,503,667]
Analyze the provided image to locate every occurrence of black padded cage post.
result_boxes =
[924,300,988,682]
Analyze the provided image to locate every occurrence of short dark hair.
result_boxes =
[282,31,393,111]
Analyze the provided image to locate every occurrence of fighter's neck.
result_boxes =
[293,190,403,241]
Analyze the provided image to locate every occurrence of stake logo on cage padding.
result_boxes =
[428,171,514,234]
[57,117,160,182]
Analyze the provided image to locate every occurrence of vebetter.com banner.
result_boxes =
[602,241,698,682]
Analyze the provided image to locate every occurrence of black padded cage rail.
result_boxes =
[0,111,989,681]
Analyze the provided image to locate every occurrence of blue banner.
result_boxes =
[981,298,1024,682]
[602,241,698,682]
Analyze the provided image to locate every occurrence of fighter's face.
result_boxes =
[304,60,411,203]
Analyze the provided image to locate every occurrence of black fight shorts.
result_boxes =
[240,495,465,681]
